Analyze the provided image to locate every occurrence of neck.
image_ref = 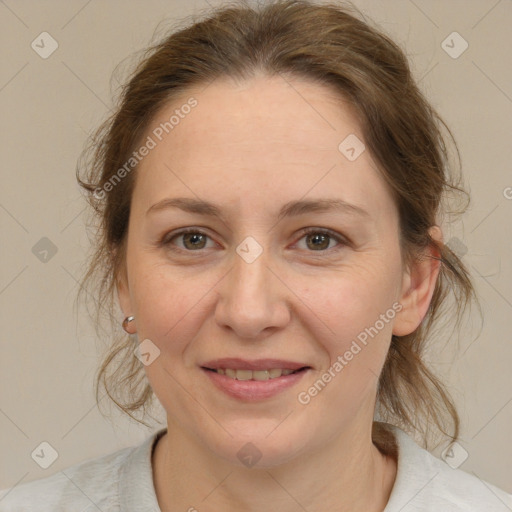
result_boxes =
[152,420,397,512]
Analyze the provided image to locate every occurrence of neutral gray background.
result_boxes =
[1,0,511,495]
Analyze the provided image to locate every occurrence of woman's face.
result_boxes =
[117,74,431,466]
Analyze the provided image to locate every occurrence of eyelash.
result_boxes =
[160,227,348,255]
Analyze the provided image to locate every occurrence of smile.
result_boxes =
[205,368,305,380]
[201,365,311,401]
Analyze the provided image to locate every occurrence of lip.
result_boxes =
[201,358,308,371]
[201,361,310,402]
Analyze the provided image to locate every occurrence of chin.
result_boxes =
[202,422,311,469]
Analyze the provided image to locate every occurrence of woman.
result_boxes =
[1,0,510,510]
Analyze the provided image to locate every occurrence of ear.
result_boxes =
[115,254,135,329]
[393,226,442,336]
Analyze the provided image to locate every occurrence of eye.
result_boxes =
[162,228,216,251]
[294,228,347,252]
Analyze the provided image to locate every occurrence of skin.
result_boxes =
[117,73,441,511]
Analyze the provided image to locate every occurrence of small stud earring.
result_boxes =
[122,315,136,334]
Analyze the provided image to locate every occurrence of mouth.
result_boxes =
[202,367,309,380]
[200,358,312,401]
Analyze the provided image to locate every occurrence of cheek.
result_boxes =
[294,262,402,407]
[128,260,223,362]
[301,258,401,341]
[297,275,398,420]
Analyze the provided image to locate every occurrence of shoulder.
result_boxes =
[383,423,512,512]
[0,440,138,512]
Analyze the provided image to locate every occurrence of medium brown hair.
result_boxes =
[77,0,476,451]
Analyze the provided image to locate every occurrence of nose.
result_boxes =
[214,247,291,340]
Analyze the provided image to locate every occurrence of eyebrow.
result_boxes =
[146,197,370,220]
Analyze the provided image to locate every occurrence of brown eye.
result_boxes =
[296,228,347,252]
[181,232,208,250]
[305,232,331,250]
[164,229,214,251]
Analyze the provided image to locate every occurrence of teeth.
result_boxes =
[214,368,301,380]
[236,369,252,381]
[253,370,270,381]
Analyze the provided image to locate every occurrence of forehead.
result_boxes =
[160,74,360,156]
[133,74,397,222]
